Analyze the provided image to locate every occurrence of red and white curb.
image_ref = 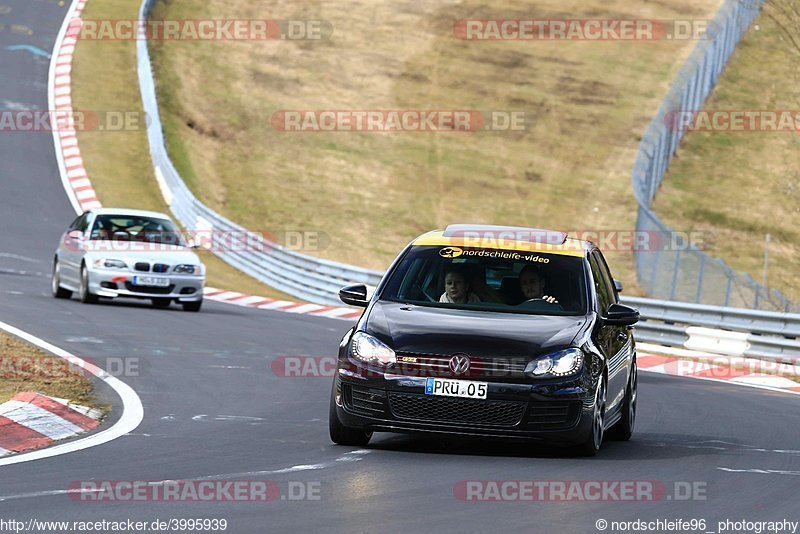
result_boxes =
[639,343,800,396]
[0,392,102,457]
[203,287,364,321]
[49,0,101,215]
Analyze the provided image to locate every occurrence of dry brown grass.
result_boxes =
[70,0,295,300]
[0,331,106,409]
[74,0,725,296]
[653,10,800,302]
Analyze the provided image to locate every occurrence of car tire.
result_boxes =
[79,264,99,304]
[182,299,202,312]
[608,358,637,441]
[152,298,172,309]
[575,376,606,457]
[51,260,72,299]
[329,383,372,446]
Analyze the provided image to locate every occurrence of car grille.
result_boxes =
[134,262,150,272]
[153,263,169,273]
[393,352,528,380]
[343,385,386,417]
[388,392,525,427]
[525,402,580,430]
[124,282,175,295]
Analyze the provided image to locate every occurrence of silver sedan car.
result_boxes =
[52,208,206,311]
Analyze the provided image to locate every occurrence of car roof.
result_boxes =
[410,224,591,257]
[87,208,175,220]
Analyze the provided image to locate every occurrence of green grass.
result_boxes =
[653,10,800,302]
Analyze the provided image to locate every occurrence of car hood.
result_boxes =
[364,301,589,359]
[83,243,201,265]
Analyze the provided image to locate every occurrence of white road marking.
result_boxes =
[0,253,41,263]
[0,451,371,501]
[718,467,800,476]
[64,336,104,344]
[0,320,143,467]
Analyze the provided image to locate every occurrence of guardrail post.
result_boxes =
[695,254,705,303]
[669,248,682,301]
[649,246,661,296]
[724,275,732,307]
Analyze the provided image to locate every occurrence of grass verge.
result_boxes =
[0,331,108,410]
[653,10,800,302]
[73,0,726,298]
[70,0,294,301]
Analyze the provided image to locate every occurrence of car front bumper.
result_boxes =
[87,267,204,301]
[333,362,597,444]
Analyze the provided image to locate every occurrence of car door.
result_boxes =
[60,212,90,284]
[588,251,628,412]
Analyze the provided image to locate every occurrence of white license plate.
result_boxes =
[425,378,488,399]
[132,276,170,287]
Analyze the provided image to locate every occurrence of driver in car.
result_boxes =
[518,265,559,304]
[439,268,481,304]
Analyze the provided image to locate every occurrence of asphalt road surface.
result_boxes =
[0,3,798,533]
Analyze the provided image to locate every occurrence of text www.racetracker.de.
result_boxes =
[0,518,228,532]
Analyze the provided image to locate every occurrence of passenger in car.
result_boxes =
[439,268,481,304]
[518,265,559,304]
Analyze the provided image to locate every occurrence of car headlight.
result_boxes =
[173,264,203,274]
[350,331,396,366]
[93,258,126,269]
[524,348,584,378]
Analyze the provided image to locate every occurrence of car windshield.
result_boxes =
[380,245,588,315]
[89,215,185,246]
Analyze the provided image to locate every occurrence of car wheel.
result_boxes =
[51,260,72,299]
[329,382,372,446]
[152,298,172,309]
[576,376,606,457]
[79,264,99,304]
[609,358,637,441]
[182,299,202,312]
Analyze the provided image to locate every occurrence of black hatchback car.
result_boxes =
[329,225,639,455]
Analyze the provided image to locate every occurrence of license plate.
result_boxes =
[132,276,170,287]
[425,378,488,399]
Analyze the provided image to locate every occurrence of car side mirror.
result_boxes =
[339,284,369,307]
[67,230,84,240]
[603,303,639,326]
[614,279,623,293]
[186,237,201,249]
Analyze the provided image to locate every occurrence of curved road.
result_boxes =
[0,3,798,533]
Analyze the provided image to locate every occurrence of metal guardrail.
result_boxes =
[630,0,797,313]
[136,0,383,306]
[625,296,800,362]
